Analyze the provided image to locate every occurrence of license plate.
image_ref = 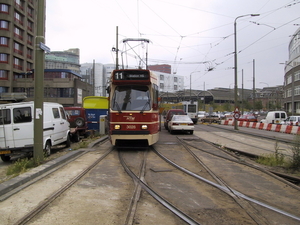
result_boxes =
[181,123,187,126]
[0,150,11,155]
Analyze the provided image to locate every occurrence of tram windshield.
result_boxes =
[112,85,151,112]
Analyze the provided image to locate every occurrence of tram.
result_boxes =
[108,69,160,147]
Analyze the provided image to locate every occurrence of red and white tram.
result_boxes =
[108,69,160,147]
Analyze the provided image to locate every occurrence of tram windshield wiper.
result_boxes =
[114,101,122,113]
[140,100,150,113]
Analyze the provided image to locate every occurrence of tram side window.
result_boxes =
[152,84,158,110]
[0,109,11,124]
[13,107,32,123]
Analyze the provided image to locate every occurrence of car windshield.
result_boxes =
[172,115,192,122]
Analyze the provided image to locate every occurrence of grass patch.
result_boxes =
[6,158,40,176]
[256,136,300,172]
[5,133,105,178]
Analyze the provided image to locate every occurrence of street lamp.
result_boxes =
[234,13,260,130]
[260,82,269,111]
[190,71,201,102]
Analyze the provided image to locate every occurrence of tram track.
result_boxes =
[1,127,299,224]
[197,124,292,158]
[152,136,300,224]
[195,124,300,184]
[119,149,199,225]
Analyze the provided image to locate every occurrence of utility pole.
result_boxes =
[242,69,244,115]
[203,82,206,111]
[116,26,119,70]
[34,0,46,162]
[253,59,256,112]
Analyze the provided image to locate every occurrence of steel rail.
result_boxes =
[176,137,269,225]
[123,150,147,225]
[118,150,200,225]
[14,148,114,225]
[182,136,300,190]
[152,146,300,222]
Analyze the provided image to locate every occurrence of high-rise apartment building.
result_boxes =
[283,27,300,114]
[0,0,36,94]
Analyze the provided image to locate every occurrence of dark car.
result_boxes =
[64,107,89,142]
[237,115,258,122]
[164,109,186,130]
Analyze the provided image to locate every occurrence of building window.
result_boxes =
[27,34,33,45]
[295,71,300,82]
[27,6,33,18]
[174,77,177,82]
[14,27,23,40]
[0,53,8,63]
[0,70,8,79]
[14,42,23,55]
[26,62,33,71]
[295,85,300,96]
[0,4,9,13]
[286,74,292,85]
[0,37,8,46]
[0,20,9,30]
[14,57,23,70]
[27,48,33,59]
[27,20,33,32]
[61,72,67,78]
[160,83,164,89]
[15,0,24,11]
[174,85,177,90]
[160,74,164,80]
[14,12,23,25]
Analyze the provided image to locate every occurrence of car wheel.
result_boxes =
[190,130,194,135]
[65,133,71,147]
[170,130,174,134]
[44,141,51,157]
[75,117,85,127]
[1,155,11,162]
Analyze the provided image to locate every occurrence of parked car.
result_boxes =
[237,115,258,122]
[197,111,206,121]
[168,115,195,134]
[280,116,300,126]
[64,107,89,142]
[164,109,186,130]
[0,102,71,162]
[201,113,221,124]
[260,111,287,124]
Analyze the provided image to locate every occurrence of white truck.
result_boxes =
[260,111,287,124]
[182,101,198,124]
[0,102,71,162]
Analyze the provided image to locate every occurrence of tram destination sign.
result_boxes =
[114,70,149,80]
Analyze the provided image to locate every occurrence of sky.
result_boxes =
[45,0,300,90]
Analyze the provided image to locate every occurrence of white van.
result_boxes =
[0,102,71,162]
[260,111,287,124]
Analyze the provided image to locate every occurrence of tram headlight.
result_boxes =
[141,125,148,130]
[114,125,121,130]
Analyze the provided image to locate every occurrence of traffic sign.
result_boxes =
[234,113,240,119]
[39,42,51,53]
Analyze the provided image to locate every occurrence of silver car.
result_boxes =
[281,116,300,126]
[168,115,195,134]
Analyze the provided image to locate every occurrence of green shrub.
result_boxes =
[6,158,39,176]
[289,134,300,170]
